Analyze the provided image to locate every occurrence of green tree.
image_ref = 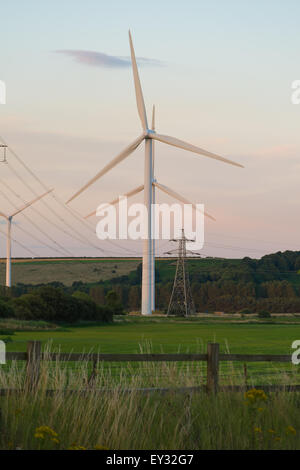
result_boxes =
[105,290,125,315]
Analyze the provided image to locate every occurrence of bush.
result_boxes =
[240,308,252,314]
[258,310,271,319]
[105,290,125,315]
[72,291,113,322]
[0,329,14,336]
[35,286,78,322]
[1,336,13,344]
[0,299,16,319]
[12,294,51,320]
[9,287,113,324]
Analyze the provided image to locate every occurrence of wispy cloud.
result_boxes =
[54,50,165,68]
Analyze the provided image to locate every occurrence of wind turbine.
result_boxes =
[66,31,243,315]
[0,189,53,287]
[151,105,156,311]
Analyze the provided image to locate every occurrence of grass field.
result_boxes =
[2,315,300,354]
[1,361,300,450]
[2,315,299,385]
[0,258,140,286]
[1,316,300,449]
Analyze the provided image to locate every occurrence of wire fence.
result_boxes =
[1,341,299,395]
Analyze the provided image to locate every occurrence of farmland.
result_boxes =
[1,267,300,450]
[1,316,300,450]
[0,258,140,286]
[2,315,300,354]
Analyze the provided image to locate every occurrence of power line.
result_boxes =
[73,207,143,256]
[204,241,273,255]
[0,226,38,257]
[6,160,105,253]
[0,185,73,256]
[0,135,142,256]
[161,239,275,256]
[0,135,297,260]
[4,151,140,256]
[206,231,291,248]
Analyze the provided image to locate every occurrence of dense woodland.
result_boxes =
[0,250,299,320]
[0,285,115,323]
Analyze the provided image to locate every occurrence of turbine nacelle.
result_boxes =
[145,129,156,138]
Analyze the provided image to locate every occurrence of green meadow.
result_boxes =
[3,316,300,354]
[2,316,300,386]
[1,316,300,449]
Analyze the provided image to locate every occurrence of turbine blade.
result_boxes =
[85,184,144,219]
[154,181,216,221]
[129,30,148,131]
[10,189,54,218]
[66,134,144,204]
[151,133,244,168]
[152,105,156,173]
[151,105,155,131]
[0,211,8,219]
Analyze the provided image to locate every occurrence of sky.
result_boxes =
[0,0,300,260]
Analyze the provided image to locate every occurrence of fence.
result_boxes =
[1,341,299,395]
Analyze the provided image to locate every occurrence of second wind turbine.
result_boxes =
[0,189,53,287]
[66,31,243,316]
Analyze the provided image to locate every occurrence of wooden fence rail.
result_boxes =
[1,341,297,395]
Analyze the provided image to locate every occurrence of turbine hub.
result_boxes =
[145,129,155,138]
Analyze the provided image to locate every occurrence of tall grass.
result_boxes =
[0,344,299,450]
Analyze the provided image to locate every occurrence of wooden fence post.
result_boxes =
[26,341,41,390]
[207,343,219,394]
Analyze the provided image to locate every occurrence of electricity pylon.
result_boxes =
[166,229,196,317]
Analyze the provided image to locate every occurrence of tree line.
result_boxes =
[0,285,122,323]
[1,250,300,316]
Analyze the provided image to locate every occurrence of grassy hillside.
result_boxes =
[0,258,140,286]
[0,257,248,287]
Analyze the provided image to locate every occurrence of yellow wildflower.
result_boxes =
[286,426,296,436]
[34,426,58,438]
[68,445,86,450]
[253,427,262,434]
[94,445,109,450]
[244,389,268,409]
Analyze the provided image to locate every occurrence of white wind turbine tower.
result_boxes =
[66,31,243,315]
[0,189,53,287]
[151,105,156,311]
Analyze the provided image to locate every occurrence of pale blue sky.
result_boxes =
[0,0,300,259]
